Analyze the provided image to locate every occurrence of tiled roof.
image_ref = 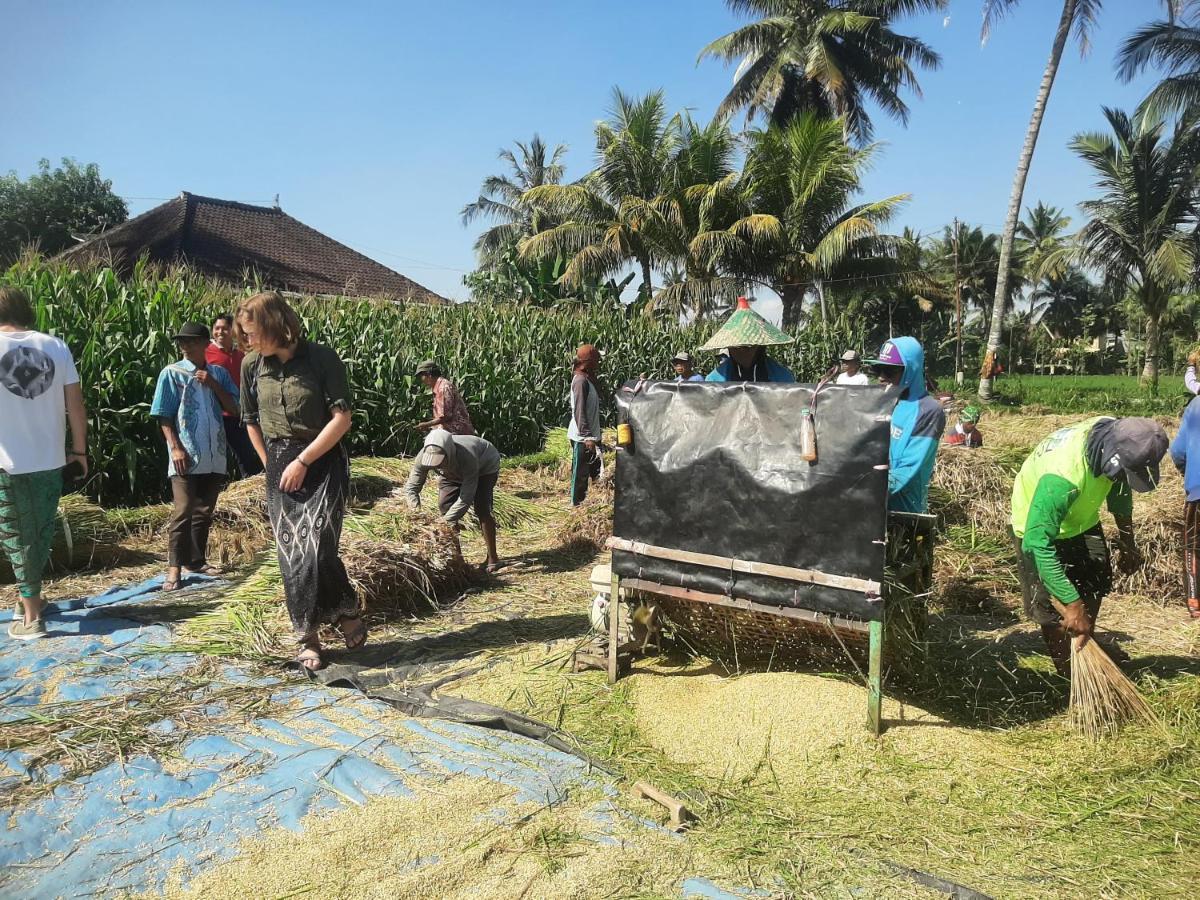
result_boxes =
[57,192,448,304]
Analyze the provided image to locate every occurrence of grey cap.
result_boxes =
[1109,417,1169,493]
[421,445,446,468]
[840,349,861,362]
[671,351,692,364]
[415,359,438,376]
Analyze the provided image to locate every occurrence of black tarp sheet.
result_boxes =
[612,380,895,621]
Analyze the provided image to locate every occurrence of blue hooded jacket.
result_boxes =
[1170,395,1200,501]
[884,336,946,513]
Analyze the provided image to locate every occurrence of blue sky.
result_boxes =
[0,1,1169,320]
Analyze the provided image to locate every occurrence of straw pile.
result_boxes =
[560,479,614,552]
[1068,638,1161,739]
[0,494,123,582]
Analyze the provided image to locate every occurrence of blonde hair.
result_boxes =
[235,291,303,349]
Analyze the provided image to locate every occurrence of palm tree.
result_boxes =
[461,135,568,268]
[1015,201,1072,286]
[977,0,1183,400]
[699,0,946,144]
[1118,4,1200,119]
[520,89,682,303]
[697,113,908,329]
[1071,107,1200,391]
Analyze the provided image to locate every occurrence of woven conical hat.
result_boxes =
[699,297,794,351]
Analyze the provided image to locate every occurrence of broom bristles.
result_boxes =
[1068,638,1160,739]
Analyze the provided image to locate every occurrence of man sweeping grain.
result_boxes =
[866,337,945,513]
[0,286,88,640]
[568,344,605,506]
[1169,399,1200,619]
[415,360,475,436]
[1010,417,1168,674]
[405,428,502,573]
[150,322,239,592]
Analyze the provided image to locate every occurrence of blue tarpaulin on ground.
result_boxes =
[0,578,754,899]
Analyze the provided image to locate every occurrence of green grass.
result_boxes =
[977,374,1188,417]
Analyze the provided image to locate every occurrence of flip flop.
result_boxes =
[161,579,181,593]
[483,562,504,575]
[296,646,324,671]
[186,564,223,577]
[337,616,368,650]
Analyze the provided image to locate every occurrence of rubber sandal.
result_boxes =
[296,646,324,671]
[161,579,181,593]
[186,565,222,577]
[337,616,368,650]
[1188,598,1200,619]
[483,562,504,575]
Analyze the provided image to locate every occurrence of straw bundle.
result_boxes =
[1067,637,1160,740]
[560,481,614,552]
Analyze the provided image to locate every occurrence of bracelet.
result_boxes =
[67,451,86,458]
[296,458,310,468]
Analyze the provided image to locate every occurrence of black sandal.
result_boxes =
[337,615,368,650]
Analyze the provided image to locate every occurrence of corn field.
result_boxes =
[4,260,866,506]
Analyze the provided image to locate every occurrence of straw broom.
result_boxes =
[1051,599,1160,739]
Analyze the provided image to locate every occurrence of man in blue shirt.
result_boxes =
[671,351,704,382]
[150,322,239,591]
[1170,394,1200,618]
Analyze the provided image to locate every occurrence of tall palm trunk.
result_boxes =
[1140,291,1162,396]
[978,0,1078,400]
[781,283,806,331]
[638,255,654,306]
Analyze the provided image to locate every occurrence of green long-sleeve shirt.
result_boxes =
[1020,473,1131,603]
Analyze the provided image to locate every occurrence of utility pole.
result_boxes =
[953,217,963,386]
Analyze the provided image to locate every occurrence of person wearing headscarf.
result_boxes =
[866,337,945,513]
[1011,417,1167,673]
[568,344,604,506]
[702,297,795,383]
[405,428,502,573]
[944,405,984,448]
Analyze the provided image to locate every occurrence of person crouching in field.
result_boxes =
[944,405,984,448]
[236,292,365,671]
[415,359,475,435]
[405,428,502,573]
[1170,397,1200,619]
[150,322,239,592]
[0,286,88,640]
[1010,417,1167,674]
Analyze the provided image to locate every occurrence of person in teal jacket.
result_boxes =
[866,337,945,513]
[1010,417,1167,673]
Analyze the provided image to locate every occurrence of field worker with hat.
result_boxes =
[1011,417,1168,673]
[835,349,869,385]
[149,321,239,592]
[405,428,502,573]
[415,359,475,436]
[1169,398,1200,618]
[944,405,984,448]
[568,344,605,506]
[671,351,704,382]
[702,297,795,383]
[867,337,945,513]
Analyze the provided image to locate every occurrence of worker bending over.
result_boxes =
[867,337,945,513]
[405,428,503,573]
[1010,417,1167,674]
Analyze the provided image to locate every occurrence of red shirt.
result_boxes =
[205,343,245,417]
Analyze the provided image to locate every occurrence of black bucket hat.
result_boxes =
[173,322,210,342]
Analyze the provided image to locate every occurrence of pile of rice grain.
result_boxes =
[154,774,718,900]
[629,666,985,785]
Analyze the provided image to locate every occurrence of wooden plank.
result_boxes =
[632,780,692,830]
[607,568,621,683]
[622,577,871,635]
[607,537,881,596]
[867,618,884,736]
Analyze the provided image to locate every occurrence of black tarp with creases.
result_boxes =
[612,380,895,621]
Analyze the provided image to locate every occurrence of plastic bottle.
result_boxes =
[800,409,817,462]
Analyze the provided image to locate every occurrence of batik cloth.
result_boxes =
[432,377,475,436]
[0,468,62,599]
[149,360,238,477]
[265,439,358,638]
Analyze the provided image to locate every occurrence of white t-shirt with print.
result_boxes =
[836,371,870,386]
[0,330,80,474]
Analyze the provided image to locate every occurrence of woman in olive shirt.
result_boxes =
[235,292,365,670]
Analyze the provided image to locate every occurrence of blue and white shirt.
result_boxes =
[150,360,238,477]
